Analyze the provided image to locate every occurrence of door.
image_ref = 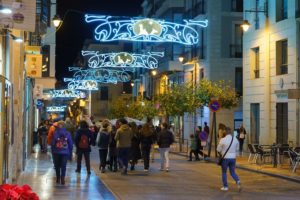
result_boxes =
[0,76,12,183]
[250,103,260,144]
[276,103,288,144]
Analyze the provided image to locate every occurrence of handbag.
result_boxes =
[217,135,234,166]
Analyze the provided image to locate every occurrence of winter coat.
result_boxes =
[96,128,110,149]
[115,124,133,148]
[51,128,73,155]
[38,125,48,136]
[157,128,174,148]
[140,123,155,146]
[75,128,94,153]
[190,138,197,151]
[109,130,117,156]
[129,130,142,161]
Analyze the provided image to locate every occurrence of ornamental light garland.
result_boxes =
[85,15,208,45]
[46,106,67,112]
[49,89,86,98]
[82,51,164,69]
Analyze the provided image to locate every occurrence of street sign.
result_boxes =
[208,100,221,112]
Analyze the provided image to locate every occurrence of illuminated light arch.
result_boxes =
[81,51,164,69]
[68,67,132,83]
[46,106,67,112]
[49,89,86,98]
[64,79,99,90]
[85,15,208,45]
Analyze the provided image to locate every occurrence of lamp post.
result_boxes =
[151,70,157,98]
[241,1,268,32]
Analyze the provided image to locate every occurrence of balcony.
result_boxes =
[230,44,242,58]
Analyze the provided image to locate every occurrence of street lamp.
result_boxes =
[52,14,62,28]
[0,6,12,14]
[151,70,157,76]
[130,82,134,87]
[241,1,268,32]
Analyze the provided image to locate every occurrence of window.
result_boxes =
[231,0,243,12]
[251,47,259,78]
[98,86,108,100]
[296,0,300,18]
[235,67,243,96]
[230,24,243,58]
[200,68,204,79]
[41,45,50,77]
[276,40,288,75]
[276,0,288,21]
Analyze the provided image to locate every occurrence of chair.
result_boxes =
[288,149,300,172]
[247,144,258,163]
[255,145,272,165]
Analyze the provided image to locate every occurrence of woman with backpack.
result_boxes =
[51,121,73,185]
[74,120,94,175]
[96,121,110,173]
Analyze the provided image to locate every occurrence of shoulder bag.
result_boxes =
[217,135,234,166]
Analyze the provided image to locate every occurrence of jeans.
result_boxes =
[142,145,151,169]
[99,149,108,169]
[76,151,91,173]
[159,148,170,169]
[40,135,47,151]
[53,154,68,178]
[118,147,130,171]
[221,158,240,187]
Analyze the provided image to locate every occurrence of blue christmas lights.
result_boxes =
[68,67,132,84]
[46,106,67,112]
[49,89,86,98]
[64,78,99,90]
[82,51,164,69]
[85,15,208,45]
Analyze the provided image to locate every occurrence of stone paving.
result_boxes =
[90,147,300,200]
[17,148,300,200]
[17,152,115,200]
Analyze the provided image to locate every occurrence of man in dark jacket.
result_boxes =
[157,122,174,172]
[75,120,94,175]
[115,118,133,175]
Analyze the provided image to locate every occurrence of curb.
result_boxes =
[171,151,300,184]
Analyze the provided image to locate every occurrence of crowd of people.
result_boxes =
[37,116,243,191]
[37,116,174,185]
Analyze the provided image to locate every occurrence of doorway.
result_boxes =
[250,103,260,144]
[276,103,288,144]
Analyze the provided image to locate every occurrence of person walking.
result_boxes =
[188,134,198,161]
[108,125,118,172]
[96,121,110,173]
[38,121,48,153]
[51,121,73,185]
[128,122,141,171]
[74,120,94,175]
[65,118,76,141]
[217,127,241,192]
[140,117,155,171]
[115,118,133,175]
[237,124,247,153]
[157,122,174,172]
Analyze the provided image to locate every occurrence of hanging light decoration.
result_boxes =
[85,15,208,45]
[82,51,164,69]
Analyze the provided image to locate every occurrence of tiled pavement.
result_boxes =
[17,152,115,200]
[17,148,300,200]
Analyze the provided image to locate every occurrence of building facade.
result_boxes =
[243,0,300,146]
[134,0,243,142]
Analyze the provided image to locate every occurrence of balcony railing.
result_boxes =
[280,64,288,75]
[230,44,242,58]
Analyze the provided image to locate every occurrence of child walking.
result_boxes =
[188,134,198,161]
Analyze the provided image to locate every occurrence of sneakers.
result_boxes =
[166,168,169,172]
[237,182,242,192]
[220,187,228,191]
[144,169,149,172]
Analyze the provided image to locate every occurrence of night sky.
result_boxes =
[56,0,143,82]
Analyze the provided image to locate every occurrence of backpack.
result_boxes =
[79,134,89,149]
[55,134,68,149]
